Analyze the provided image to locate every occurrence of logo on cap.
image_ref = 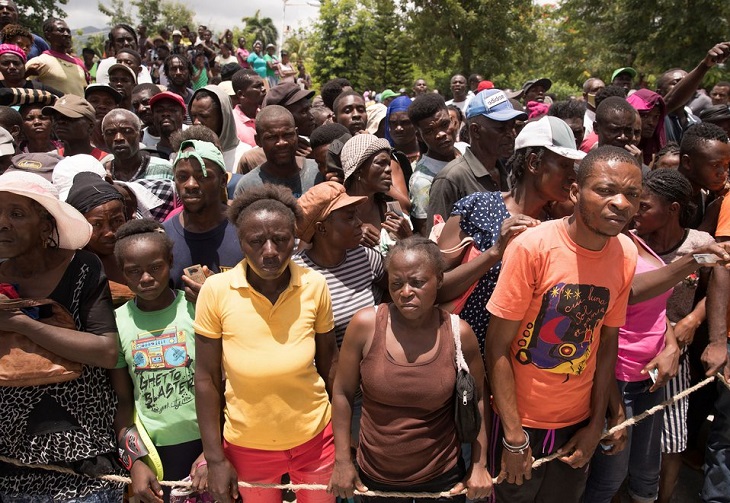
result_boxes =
[16,159,43,170]
[485,92,508,108]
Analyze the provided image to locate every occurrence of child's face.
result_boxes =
[121,238,172,303]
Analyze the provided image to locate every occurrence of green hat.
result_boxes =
[380,89,398,101]
[611,67,637,82]
[173,140,226,176]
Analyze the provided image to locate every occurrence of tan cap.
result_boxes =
[296,181,367,242]
[42,94,96,123]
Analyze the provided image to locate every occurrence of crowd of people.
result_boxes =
[0,1,730,502]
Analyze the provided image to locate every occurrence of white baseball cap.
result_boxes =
[515,116,586,161]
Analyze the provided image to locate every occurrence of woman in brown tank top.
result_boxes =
[326,236,493,501]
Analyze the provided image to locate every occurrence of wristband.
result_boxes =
[196,460,208,469]
[502,429,530,455]
[118,425,149,471]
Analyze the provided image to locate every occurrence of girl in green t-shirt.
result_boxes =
[111,219,208,502]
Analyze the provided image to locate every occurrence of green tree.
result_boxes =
[241,9,278,47]
[98,0,195,34]
[16,0,68,34]
[98,0,133,26]
[358,0,413,91]
[552,0,730,86]
[404,0,535,86]
[310,0,372,89]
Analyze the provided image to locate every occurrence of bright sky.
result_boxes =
[65,0,323,35]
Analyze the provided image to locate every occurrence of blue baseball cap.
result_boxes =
[466,89,528,122]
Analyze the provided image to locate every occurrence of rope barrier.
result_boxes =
[1,372,727,499]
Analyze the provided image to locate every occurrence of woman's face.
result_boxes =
[535,150,578,204]
[253,42,262,53]
[238,209,294,282]
[21,105,52,141]
[0,193,51,259]
[388,249,442,320]
[318,206,362,250]
[120,237,171,302]
[357,150,392,194]
[0,53,24,82]
[84,199,126,257]
[632,190,672,235]
[388,111,416,148]
[639,107,662,140]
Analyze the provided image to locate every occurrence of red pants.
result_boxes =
[224,422,335,503]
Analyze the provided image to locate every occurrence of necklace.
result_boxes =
[111,151,150,181]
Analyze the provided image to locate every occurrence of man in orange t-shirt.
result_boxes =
[485,146,642,502]
[703,192,730,503]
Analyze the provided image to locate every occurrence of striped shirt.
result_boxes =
[294,246,384,346]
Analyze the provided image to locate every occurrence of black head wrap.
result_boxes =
[65,171,124,215]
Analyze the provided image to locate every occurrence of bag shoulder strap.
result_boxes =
[450,313,469,373]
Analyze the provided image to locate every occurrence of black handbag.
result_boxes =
[451,314,481,443]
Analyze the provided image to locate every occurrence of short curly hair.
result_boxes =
[228,184,301,233]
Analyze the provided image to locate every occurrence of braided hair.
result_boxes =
[114,218,173,267]
[643,168,696,228]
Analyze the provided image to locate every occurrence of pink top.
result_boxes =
[232,106,257,147]
[616,233,672,382]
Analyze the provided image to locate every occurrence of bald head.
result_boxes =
[256,105,295,137]
[102,108,141,131]
[657,68,687,96]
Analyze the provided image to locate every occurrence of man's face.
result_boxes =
[132,89,155,127]
[181,27,189,38]
[45,20,72,52]
[711,85,730,106]
[239,76,266,110]
[335,95,367,135]
[595,109,636,148]
[152,100,184,137]
[173,34,182,45]
[612,72,633,91]
[111,27,137,53]
[288,98,315,137]
[86,91,117,123]
[658,70,686,96]
[472,115,517,159]
[116,53,141,74]
[639,107,662,140]
[167,58,190,88]
[0,1,18,27]
[563,116,585,146]
[102,113,140,159]
[189,95,223,135]
[681,139,730,192]
[524,84,546,103]
[53,115,92,142]
[174,153,226,214]
[109,69,135,103]
[259,115,298,167]
[414,108,455,159]
[583,79,605,109]
[197,26,205,37]
[572,159,642,239]
[450,75,467,100]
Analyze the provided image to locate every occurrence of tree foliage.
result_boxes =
[547,0,730,87]
[97,0,195,34]
[16,0,68,34]
[404,0,534,84]
[358,0,413,91]
[241,9,278,47]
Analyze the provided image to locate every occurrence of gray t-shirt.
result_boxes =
[234,158,322,198]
